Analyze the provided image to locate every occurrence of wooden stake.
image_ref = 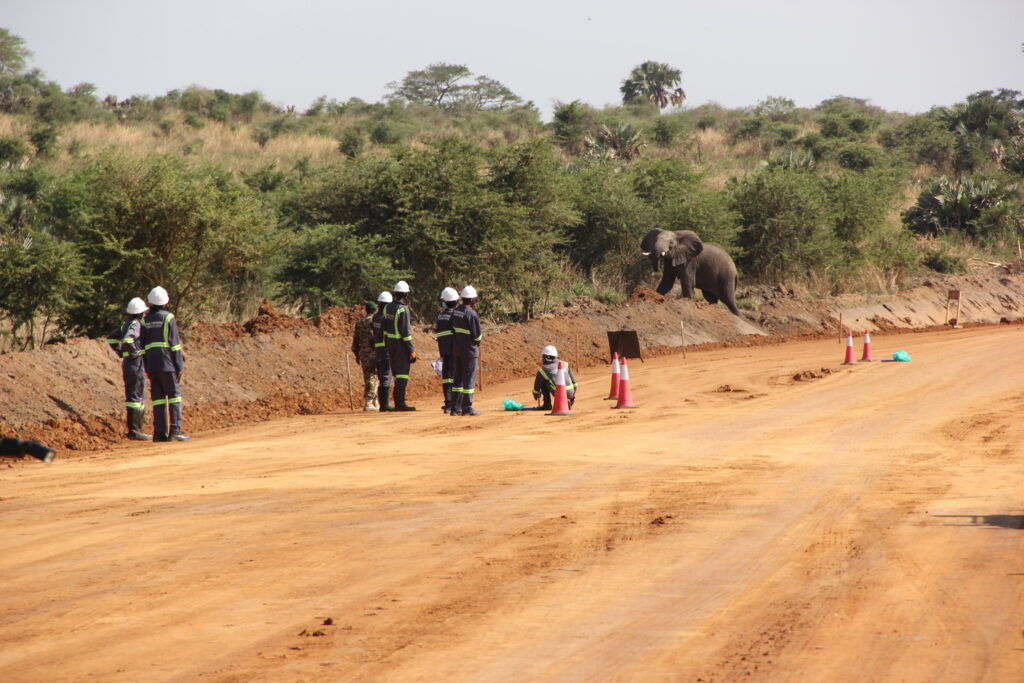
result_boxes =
[679,320,687,358]
[478,348,483,391]
[344,353,354,411]
[575,334,581,370]
[838,312,843,343]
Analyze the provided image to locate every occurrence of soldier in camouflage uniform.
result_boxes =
[351,301,380,411]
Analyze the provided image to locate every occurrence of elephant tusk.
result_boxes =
[641,251,651,256]
[661,251,667,257]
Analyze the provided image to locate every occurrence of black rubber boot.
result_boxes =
[378,384,392,412]
[169,428,191,442]
[127,409,152,441]
[152,404,169,442]
[394,384,416,411]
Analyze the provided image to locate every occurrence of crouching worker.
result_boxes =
[0,437,55,463]
[107,296,152,440]
[532,345,577,411]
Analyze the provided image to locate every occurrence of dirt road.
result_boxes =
[2,326,1022,682]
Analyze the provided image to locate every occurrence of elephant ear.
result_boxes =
[671,231,703,268]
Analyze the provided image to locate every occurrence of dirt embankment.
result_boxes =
[2,273,1023,452]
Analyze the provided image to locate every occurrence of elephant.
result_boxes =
[640,229,741,316]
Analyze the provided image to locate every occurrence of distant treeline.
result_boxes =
[1,31,1022,350]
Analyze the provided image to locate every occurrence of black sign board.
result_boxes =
[607,330,642,361]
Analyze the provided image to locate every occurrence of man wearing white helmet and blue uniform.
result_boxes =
[372,291,393,411]
[383,280,417,411]
[435,287,459,413]
[450,285,482,416]
[141,286,190,441]
[532,345,578,411]
[106,296,152,440]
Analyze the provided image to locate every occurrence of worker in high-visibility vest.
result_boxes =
[141,286,190,441]
[450,286,482,416]
[532,345,577,410]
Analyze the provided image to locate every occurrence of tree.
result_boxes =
[388,63,470,107]
[754,96,796,121]
[41,153,279,333]
[732,167,837,282]
[276,224,405,316]
[552,100,590,154]
[620,61,685,109]
[0,229,85,350]
[0,28,31,76]
[386,63,524,111]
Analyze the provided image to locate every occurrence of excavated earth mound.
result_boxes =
[2,272,1023,453]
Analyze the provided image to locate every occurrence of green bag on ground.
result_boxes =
[892,350,911,362]
[502,399,524,411]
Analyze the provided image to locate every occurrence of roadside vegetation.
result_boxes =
[1,29,1022,349]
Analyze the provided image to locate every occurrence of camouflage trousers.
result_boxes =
[361,362,379,410]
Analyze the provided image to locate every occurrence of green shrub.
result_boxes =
[902,175,1015,241]
[28,124,59,156]
[276,224,405,315]
[921,243,966,273]
[40,153,279,334]
[732,167,838,282]
[0,136,29,167]
[338,128,364,157]
[552,100,590,154]
[836,142,885,171]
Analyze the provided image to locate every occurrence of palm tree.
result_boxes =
[620,61,685,109]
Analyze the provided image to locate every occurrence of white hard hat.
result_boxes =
[460,285,477,299]
[440,287,459,302]
[377,291,393,303]
[542,345,558,357]
[126,297,148,315]
[393,280,410,293]
[147,286,169,306]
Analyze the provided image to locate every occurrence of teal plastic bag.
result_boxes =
[502,399,524,411]
[892,350,911,362]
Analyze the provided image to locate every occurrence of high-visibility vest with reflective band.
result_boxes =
[533,361,577,399]
[141,308,184,374]
[451,305,482,355]
[106,318,144,360]
[435,306,455,355]
[383,301,415,353]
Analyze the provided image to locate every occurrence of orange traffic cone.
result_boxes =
[605,352,620,400]
[613,357,637,409]
[842,333,857,365]
[860,331,874,362]
[546,361,574,416]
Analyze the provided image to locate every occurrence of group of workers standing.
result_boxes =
[353,280,482,415]
[353,280,577,415]
[7,280,581,464]
[106,286,190,442]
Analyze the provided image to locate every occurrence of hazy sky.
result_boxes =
[5,0,1023,119]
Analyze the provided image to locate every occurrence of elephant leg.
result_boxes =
[680,271,696,299]
[703,291,719,305]
[722,277,741,316]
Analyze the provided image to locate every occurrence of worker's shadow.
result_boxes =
[932,514,1024,529]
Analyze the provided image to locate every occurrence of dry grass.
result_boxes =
[0,114,28,138]
[46,118,343,175]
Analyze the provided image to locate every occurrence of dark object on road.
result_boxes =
[0,438,56,463]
